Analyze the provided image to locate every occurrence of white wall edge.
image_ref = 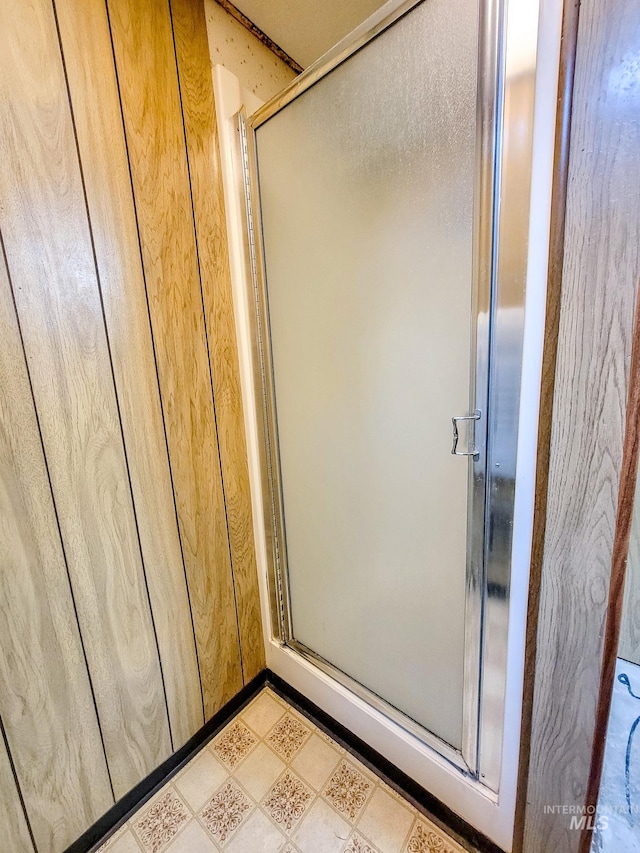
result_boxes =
[496,0,564,844]
[212,63,274,659]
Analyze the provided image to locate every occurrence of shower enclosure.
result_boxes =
[228,0,554,844]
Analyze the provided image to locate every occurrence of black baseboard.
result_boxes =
[68,667,503,853]
[266,671,504,853]
[65,670,268,853]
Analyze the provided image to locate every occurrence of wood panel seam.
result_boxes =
[578,280,640,853]
[0,703,38,852]
[0,227,117,808]
[167,0,246,683]
[50,0,174,755]
[105,0,244,716]
[171,0,266,683]
[100,0,207,725]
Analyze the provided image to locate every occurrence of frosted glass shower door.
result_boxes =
[250,0,484,755]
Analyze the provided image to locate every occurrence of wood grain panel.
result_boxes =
[170,0,265,682]
[620,463,640,665]
[0,727,34,853]
[0,0,171,799]
[578,293,640,853]
[523,0,640,848]
[0,243,113,851]
[53,0,204,748]
[107,0,244,715]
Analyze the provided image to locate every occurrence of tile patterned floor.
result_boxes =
[97,687,468,853]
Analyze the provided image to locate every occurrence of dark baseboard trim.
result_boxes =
[66,670,268,853]
[266,672,504,853]
[67,667,503,853]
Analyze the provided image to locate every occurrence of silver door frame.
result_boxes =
[239,0,538,787]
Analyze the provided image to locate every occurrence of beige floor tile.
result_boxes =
[348,756,380,784]
[97,688,468,853]
[281,703,317,728]
[240,690,286,737]
[198,780,253,845]
[344,831,381,852]
[136,782,176,812]
[262,769,315,833]
[101,828,143,853]
[224,808,286,852]
[378,780,408,800]
[357,786,414,853]
[174,750,228,811]
[322,759,375,822]
[403,817,466,852]
[266,713,312,762]
[291,798,351,853]
[233,741,286,801]
[211,721,258,771]
[290,732,341,791]
[164,819,219,852]
[132,787,190,853]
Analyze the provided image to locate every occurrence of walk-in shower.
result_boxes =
[215,0,560,846]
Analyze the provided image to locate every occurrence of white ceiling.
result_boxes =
[232,0,388,68]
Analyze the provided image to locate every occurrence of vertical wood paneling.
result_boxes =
[0,729,34,853]
[170,0,265,682]
[578,296,640,853]
[0,244,113,851]
[0,0,171,800]
[0,0,264,846]
[620,465,640,665]
[53,0,204,748]
[523,0,640,848]
[107,0,244,715]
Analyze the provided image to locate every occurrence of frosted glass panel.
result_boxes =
[256,0,478,748]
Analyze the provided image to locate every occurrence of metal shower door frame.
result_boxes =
[238,0,538,790]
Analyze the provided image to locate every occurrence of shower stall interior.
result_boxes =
[214,0,560,847]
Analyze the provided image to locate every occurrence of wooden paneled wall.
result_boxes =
[522,0,640,849]
[620,465,640,666]
[0,0,263,850]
